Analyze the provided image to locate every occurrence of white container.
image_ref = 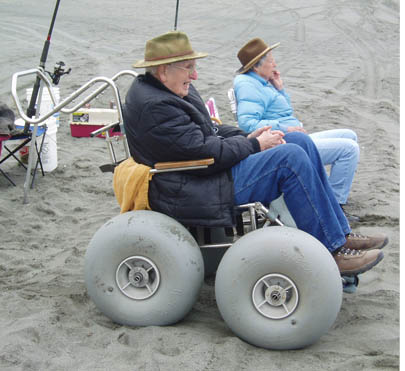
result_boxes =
[26,87,60,172]
[14,117,58,173]
[40,124,58,172]
[26,87,60,128]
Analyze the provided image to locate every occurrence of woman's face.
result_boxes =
[254,52,277,81]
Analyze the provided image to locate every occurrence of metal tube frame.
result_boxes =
[198,202,284,250]
[10,67,137,203]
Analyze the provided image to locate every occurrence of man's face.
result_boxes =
[162,60,198,98]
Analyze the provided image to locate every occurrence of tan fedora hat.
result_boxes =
[236,38,280,74]
[132,31,208,68]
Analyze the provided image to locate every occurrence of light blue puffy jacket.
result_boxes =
[233,71,302,133]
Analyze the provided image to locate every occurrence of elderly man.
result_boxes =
[234,38,360,220]
[122,31,386,276]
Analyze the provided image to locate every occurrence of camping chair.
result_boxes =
[0,137,15,185]
[227,87,237,121]
[205,96,222,125]
[0,123,47,187]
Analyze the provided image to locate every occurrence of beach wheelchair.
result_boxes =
[10,68,343,350]
[85,159,344,350]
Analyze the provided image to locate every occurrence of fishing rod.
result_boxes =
[24,0,62,133]
[174,0,180,30]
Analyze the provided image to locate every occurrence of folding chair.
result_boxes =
[205,96,222,125]
[227,87,238,121]
[0,136,16,185]
[0,124,47,187]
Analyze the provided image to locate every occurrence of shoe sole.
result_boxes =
[339,251,384,276]
[379,236,389,249]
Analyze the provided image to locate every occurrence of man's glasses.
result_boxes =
[170,64,197,75]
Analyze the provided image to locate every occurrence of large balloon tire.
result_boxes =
[215,226,342,350]
[85,210,204,326]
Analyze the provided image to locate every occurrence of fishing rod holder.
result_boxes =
[11,68,138,126]
[10,67,138,203]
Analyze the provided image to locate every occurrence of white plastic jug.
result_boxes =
[26,87,60,172]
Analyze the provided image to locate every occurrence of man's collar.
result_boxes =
[143,72,172,93]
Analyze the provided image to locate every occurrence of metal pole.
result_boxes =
[174,0,180,30]
[23,0,61,203]
[24,0,61,133]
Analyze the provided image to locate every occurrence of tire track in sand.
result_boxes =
[325,0,381,100]
[206,0,264,55]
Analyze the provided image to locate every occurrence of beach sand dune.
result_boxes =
[0,0,399,370]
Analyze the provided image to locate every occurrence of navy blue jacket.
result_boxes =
[123,73,260,227]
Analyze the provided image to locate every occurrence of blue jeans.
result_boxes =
[231,132,351,253]
[309,129,359,204]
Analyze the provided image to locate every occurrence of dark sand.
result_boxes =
[0,0,399,370]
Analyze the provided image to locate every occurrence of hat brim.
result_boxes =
[132,51,208,68]
[236,42,280,74]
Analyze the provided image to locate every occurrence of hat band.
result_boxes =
[145,50,195,62]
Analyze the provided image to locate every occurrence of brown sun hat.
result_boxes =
[236,38,280,74]
[132,31,208,68]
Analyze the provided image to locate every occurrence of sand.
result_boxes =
[0,0,400,370]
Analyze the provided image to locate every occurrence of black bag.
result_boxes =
[0,102,17,136]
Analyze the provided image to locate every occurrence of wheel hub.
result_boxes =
[252,273,299,319]
[265,285,288,306]
[116,256,160,300]
[128,267,149,287]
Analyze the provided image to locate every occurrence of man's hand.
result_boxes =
[287,126,307,134]
[269,70,283,91]
[247,126,271,139]
[256,128,286,151]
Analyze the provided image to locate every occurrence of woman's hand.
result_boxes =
[269,70,283,91]
[287,126,307,134]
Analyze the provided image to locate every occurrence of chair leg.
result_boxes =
[30,132,47,189]
[0,128,47,190]
[36,130,46,176]
[0,168,16,186]
[1,138,31,169]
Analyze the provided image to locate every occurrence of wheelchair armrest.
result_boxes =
[90,121,120,137]
[150,158,214,173]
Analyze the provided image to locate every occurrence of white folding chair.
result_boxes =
[227,87,238,121]
[205,96,222,125]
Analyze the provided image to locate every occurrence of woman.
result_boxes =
[234,38,359,218]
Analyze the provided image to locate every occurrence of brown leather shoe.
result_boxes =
[343,232,388,251]
[334,248,384,276]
